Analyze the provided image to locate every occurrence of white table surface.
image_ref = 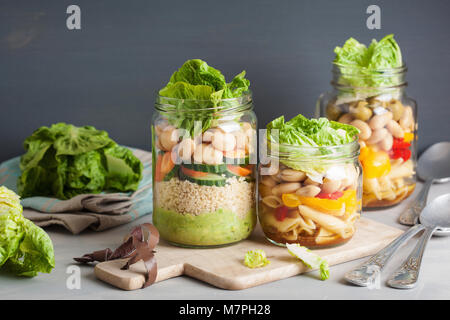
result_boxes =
[2,181,449,300]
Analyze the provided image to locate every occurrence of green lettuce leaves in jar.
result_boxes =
[0,186,55,277]
[286,243,329,280]
[266,114,359,174]
[334,34,403,89]
[244,249,271,268]
[158,59,250,136]
[18,123,143,200]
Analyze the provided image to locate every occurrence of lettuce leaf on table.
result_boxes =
[0,186,55,277]
[18,123,143,200]
[334,34,403,90]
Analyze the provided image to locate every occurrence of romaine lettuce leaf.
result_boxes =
[244,249,271,268]
[158,59,250,135]
[266,114,359,173]
[0,186,55,277]
[334,34,403,89]
[18,123,143,200]
[286,243,329,280]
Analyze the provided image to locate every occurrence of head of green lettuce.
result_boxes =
[0,186,55,277]
[157,59,251,136]
[266,114,359,173]
[333,34,404,88]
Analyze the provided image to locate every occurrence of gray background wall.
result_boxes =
[1,0,449,161]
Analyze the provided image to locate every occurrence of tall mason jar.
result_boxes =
[317,64,417,208]
[258,139,362,248]
[152,92,257,247]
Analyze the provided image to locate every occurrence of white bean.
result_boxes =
[173,138,195,162]
[321,178,342,194]
[160,127,179,151]
[366,128,388,145]
[350,119,372,140]
[399,106,414,132]
[211,131,236,152]
[202,145,224,165]
[386,120,404,139]
[378,133,394,151]
[369,112,393,130]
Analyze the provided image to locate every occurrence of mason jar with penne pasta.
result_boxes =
[317,35,417,208]
[258,114,362,248]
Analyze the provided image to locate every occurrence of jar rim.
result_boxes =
[332,62,407,74]
[267,138,360,162]
[331,63,407,90]
[155,90,253,113]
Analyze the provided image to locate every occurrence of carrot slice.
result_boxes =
[181,166,209,177]
[227,165,251,177]
[160,152,175,175]
[223,149,247,159]
[154,154,164,182]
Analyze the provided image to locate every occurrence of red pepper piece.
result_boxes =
[392,138,411,149]
[275,206,289,221]
[316,191,344,200]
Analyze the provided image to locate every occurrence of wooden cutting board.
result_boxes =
[94,217,402,290]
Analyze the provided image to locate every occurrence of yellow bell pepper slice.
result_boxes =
[297,189,358,215]
[282,193,301,207]
[361,148,391,179]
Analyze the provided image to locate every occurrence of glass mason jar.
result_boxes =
[151,92,257,248]
[258,139,362,248]
[317,64,417,208]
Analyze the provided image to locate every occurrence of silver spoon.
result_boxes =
[388,193,450,289]
[399,141,450,236]
[344,194,450,287]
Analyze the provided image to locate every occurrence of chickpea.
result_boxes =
[338,113,354,124]
[193,143,207,163]
[326,103,342,121]
[387,99,405,121]
[351,101,373,121]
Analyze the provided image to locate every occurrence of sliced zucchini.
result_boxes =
[223,149,250,165]
[179,166,227,187]
[182,163,228,174]
[163,165,179,181]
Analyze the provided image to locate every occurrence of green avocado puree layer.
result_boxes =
[153,207,256,247]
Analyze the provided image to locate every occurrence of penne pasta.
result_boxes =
[298,205,353,238]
